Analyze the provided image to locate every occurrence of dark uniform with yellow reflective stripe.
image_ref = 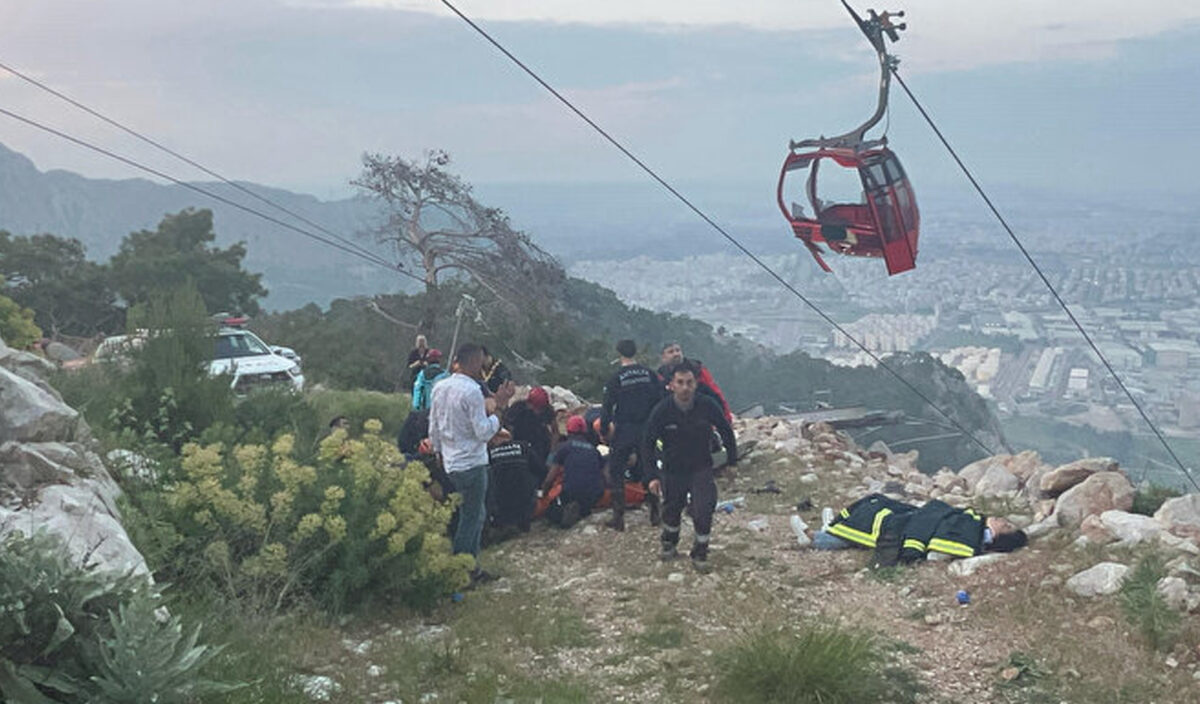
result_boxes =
[826,494,985,564]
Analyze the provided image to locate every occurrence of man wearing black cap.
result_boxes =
[600,339,665,531]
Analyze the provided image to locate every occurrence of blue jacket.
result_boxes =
[412,364,448,411]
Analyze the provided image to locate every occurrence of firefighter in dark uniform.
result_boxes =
[600,339,666,531]
[643,361,737,571]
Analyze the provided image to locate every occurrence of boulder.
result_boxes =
[1040,457,1119,498]
[1080,514,1115,544]
[957,456,996,492]
[1157,576,1189,611]
[973,463,1020,497]
[1,442,116,504]
[1021,463,1053,503]
[0,367,79,443]
[1156,532,1200,556]
[44,341,82,363]
[1006,450,1047,483]
[802,421,835,440]
[1054,472,1134,528]
[1155,494,1200,541]
[546,385,584,412]
[0,481,148,577]
[1022,513,1060,539]
[1066,562,1129,597]
[1098,510,1162,545]
[890,450,919,476]
[932,470,966,493]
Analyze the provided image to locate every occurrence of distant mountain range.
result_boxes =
[4,140,1196,311]
[0,142,403,310]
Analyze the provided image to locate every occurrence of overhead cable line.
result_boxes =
[0,59,395,271]
[0,106,427,285]
[888,70,1198,491]
[438,0,997,458]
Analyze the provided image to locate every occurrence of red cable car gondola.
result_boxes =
[777,2,919,275]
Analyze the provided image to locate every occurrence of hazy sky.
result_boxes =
[2,0,1199,200]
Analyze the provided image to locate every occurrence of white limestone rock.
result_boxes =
[1066,562,1129,597]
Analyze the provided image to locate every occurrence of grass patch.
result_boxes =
[713,623,923,704]
[994,651,1058,704]
[636,612,687,650]
[868,565,910,584]
[1131,484,1182,517]
[454,592,595,652]
[172,598,341,704]
[1119,553,1180,651]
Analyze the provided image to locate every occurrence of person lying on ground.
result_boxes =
[811,493,1029,565]
[541,415,606,529]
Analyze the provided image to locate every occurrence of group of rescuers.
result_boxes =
[402,338,1028,586]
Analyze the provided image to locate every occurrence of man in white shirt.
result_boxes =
[429,342,515,582]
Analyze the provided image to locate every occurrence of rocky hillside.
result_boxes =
[0,334,145,576]
[255,417,1200,703]
[6,349,1200,702]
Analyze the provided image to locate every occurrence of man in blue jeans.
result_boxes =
[429,342,515,584]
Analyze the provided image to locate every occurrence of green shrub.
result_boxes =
[154,421,471,613]
[56,286,235,451]
[0,285,42,349]
[1131,484,1182,517]
[1119,553,1180,651]
[306,388,410,439]
[117,287,235,449]
[714,624,922,704]
[195,388,325,461]
[0,531,238,703]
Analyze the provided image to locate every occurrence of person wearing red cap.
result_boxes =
[503,385,555,478]
[411,348,448,412]
[541,414,605,528]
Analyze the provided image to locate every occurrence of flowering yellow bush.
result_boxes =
[164,421,472,611]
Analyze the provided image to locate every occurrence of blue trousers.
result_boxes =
[812,530,854,550]
[450,464,489,562]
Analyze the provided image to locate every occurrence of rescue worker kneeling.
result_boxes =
[541,415,606,529]
[813,493,1028,566]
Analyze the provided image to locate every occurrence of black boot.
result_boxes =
[690,540,710,572]
[660,526,680,560]
[606,485,626,531]
[647,493,661,527]
[560,501,582,529]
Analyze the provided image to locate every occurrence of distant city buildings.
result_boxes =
[574,237,1200,437]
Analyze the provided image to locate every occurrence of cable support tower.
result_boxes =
[0,59,395,271]
[887,70,1198,491]
[0,106,426,285]
[438,0,999,459]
